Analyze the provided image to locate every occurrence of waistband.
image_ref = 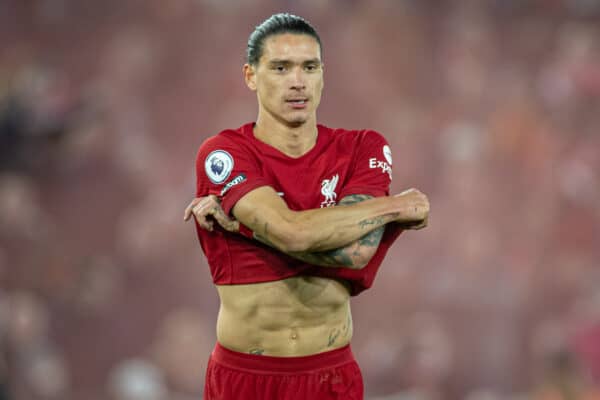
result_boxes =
[210,342,356,374]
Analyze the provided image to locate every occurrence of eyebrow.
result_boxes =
[268,58,322,65]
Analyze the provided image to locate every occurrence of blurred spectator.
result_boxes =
[531,350,600,400]
[150,309,211,394]
[107,358,167,400]
[5,292,48,350]
[21,346,70,399]
[0,64,81,172]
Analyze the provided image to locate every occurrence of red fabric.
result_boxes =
[204,342,363,400]
[195,122,402,295]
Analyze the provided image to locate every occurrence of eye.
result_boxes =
[305,64,317,71]
[272,65,286,72]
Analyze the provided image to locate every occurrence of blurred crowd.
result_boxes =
[1,0,599,399]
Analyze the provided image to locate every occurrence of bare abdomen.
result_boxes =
[215,276,353,356]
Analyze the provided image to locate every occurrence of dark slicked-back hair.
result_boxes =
[246,13,322,66]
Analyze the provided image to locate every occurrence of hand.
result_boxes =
[393,188,429,227]
[397,215,428,230]
[183,195,240,233]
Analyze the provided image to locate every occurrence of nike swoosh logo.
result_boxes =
[277,192,284,197]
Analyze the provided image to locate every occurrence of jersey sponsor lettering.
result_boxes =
[220,174,247,196]
[320,174,339,208]
[205,150,234,184]
[369,158,392,180]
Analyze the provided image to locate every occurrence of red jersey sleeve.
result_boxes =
[310,129,401,296]
[338,130,393,199]
[196,133,271,215]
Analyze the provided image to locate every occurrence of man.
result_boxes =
[183,13,429,400]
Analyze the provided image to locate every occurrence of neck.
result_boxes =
[253,112,318,158]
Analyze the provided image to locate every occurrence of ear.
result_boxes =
[243,64,257,91]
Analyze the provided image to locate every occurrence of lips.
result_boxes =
[285,98,308,104]
[285,98,308,109]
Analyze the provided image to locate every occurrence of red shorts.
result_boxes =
[204,342,364,400]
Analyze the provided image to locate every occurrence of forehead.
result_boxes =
[260,33,321,63]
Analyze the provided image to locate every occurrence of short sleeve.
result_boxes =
[338,130,393,199]
[196,134,272,215]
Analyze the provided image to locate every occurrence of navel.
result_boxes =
[290,327,299,340]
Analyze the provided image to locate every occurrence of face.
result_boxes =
[244,33,324,128]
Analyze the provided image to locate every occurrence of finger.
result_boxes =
[183,202,194,221]
[194,198,216,217]
[211,207,230,225]
[192,205,212,230]
[415,217,429,230]
[210,207,238,232]
[207,194,220,204]
[184,198,201,221]
[196,218,212,230]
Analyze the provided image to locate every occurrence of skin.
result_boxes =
[185,33,429,356]
[244,33,324,157]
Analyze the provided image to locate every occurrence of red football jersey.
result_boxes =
[195,122,403,295]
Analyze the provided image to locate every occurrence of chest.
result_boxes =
[258,145,354,210]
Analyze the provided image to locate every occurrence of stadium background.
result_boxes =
[1,0,599,399]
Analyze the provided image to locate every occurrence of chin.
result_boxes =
[286,112,311,127]
[287,118,307,127]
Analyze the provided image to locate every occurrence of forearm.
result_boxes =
[289,226,385,269]
[247,195,399,253]
[232,186,427,254]
[253,194,385,269]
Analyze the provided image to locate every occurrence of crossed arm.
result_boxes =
[254,193,386,269]
[184,186,429,270]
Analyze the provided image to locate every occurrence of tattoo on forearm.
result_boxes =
[249,348,264,355]
[325,246,354,266]
[357,226,384,248]
[343,195,396,233]
[358,212,399,230]
[293,194,386,268]
[358,216,382,229]
[252,194,388,269]
[338,194,372,205]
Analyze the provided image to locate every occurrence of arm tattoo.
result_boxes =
[359,213,400,230]
[289,194,386,269]
[251,194,387,269]
[358,216,385,229]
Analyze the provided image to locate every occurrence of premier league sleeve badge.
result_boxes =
[204,150,234,184]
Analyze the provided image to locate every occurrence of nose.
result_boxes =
[289,67,306,90]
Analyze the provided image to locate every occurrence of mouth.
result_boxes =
[285,98,308,109]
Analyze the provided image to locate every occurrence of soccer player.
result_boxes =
[183,13,429,400]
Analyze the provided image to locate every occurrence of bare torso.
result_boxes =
[216,276,353,356]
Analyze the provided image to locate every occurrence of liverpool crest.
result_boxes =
[320,174,339,208]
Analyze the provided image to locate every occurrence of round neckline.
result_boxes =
[242,122,328,162]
